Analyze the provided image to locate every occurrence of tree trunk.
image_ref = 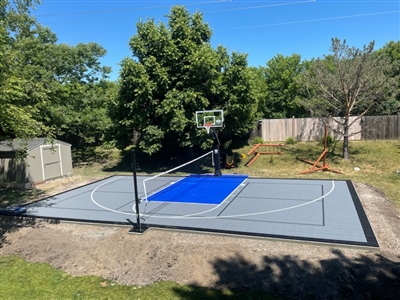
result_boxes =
[343,135,349,159]
[342,118,350,159]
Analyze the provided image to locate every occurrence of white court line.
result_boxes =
[138,178,248,217]
[142,150,213,202]
[91,177,136,217]
[134,176,187,212]
[182,183,246,216]
[91,177,335,220]
[139,181,335,219]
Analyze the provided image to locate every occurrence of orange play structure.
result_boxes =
[245,143,284,167]
[297,124,342,174]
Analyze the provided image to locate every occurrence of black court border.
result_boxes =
[0,176,379,249]
[346,181,379,248]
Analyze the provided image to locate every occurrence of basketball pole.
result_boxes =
[131,149,141,231]
[211,128,222,176]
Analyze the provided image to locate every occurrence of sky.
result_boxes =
[31,0,400,81]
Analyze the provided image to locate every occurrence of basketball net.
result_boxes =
[204,122,213,134]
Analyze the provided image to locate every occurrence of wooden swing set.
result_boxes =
[297,124,342,174]
[245,143,284,167]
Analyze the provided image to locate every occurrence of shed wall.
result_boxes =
[60,144,73,176]
[42,145,62,180]
[0,157,29,183]
[27,147,44,183]
[0,139,73,187]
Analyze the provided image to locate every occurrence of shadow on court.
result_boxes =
[172,249,400,299]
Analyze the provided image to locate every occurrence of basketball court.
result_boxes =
[1,110,379,248]
[17,174,379,248]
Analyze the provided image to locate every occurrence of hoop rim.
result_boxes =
[203,122,213,134]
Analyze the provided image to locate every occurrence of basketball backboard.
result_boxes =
[195,110,224,128]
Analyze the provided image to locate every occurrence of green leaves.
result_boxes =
[113,6,259,155]
[258,54,306,119]
[138,125,164,155]
[1,0,112,148]
[221,52,259,136]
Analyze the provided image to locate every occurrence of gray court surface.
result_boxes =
[18,175,378,248]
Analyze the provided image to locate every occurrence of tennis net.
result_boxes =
[142,150,214,203]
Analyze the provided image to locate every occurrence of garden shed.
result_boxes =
[0,138,73,188]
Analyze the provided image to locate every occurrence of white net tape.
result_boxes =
[142,150,213,203]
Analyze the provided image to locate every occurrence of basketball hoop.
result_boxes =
[203,122,213,134]
[195,110,223,176]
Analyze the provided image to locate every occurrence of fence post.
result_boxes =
[397,113,400,139]
[292,116,295,140]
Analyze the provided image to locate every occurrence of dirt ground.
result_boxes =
[1,179,399,299]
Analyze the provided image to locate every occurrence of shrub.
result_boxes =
[252,137,264,145]
[320,135,335,147]
[285,137,296,144]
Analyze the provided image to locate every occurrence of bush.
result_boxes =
[252,137,264,145]
[285,137,296,145]
[320,135,335,147]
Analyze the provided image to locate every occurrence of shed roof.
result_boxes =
[0,138,71,152]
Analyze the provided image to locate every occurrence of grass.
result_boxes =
[0,140,398,299]
[0,256,273,300]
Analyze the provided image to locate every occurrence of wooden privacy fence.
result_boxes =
[255,114,400,142]
[361,115,400,140]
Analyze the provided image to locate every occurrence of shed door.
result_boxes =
[42,146,61,180]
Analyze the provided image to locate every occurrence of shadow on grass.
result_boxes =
[172,249,400,299]
[0,187,47,249]
[172,284,276,299]
[0,181,56,250]
[283,142,343,165]
[0,188,46,208]
[0,216,37,249]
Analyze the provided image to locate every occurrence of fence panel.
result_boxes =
[258,114,399,142]
[361,115,400,140]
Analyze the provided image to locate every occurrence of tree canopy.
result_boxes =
[298,38,399,159]
[1,1,398,160]
[111,6,259,154]
[372,40,400,114]
[0,0,112,149]
[257,54,307,119]
[0,0,49,141]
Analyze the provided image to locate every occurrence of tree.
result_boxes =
[370,41,400,114]
[111,6,259,154]
[0,0,50,142]
[34,42,112,146]
[259,54,307,118]
[299,38,398,159]
[1,0,113,148]
[220,52,259,138]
